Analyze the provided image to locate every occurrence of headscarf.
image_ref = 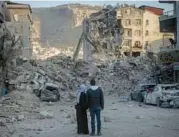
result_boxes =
[77,84,86,104]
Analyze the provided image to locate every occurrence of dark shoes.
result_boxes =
[90,132,102,136]
[90,132,95,136]
[97,131,102,136]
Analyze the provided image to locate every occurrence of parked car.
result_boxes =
[130,84,156,102]
[144,84,179,107]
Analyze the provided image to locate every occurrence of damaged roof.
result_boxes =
[6,1,32,13]
[139,5,164,16]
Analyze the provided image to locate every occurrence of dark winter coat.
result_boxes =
[86,86,104,109]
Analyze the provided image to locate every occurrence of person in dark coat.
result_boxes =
[86,79,104,136]
[75,84,89,134]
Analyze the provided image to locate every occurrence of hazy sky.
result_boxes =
[14,1,173,11]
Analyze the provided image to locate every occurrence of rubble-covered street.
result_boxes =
[1,94,179,137]
[0,55,179,137]
[0,1,179,137]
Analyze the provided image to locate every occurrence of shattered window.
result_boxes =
[123,40,131,47]
[145,30,149,36]
[135,19,141,25]
[117,10,122,17]
[124,29,132,37]
[124,19,131,26]
[125,9,131,15]
[134,41,141,48]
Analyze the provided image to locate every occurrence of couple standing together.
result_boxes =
[76,79,104,136]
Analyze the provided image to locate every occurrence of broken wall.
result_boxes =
[6,22,32,59]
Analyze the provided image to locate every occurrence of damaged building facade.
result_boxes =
[85,4,165,59]
[5,1,33,61]
[0,1,11,23]
[158,0,179,83]
[117,5,164,57]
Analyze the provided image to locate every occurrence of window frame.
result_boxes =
[146,20,149,26]
[135,30,141,36]
[135,19,141,26]
[145,30,149,36]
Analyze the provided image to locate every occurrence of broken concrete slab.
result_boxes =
[39,111,53,119]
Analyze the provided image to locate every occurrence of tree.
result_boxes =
[0,24,21,79]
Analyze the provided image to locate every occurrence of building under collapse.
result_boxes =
[85,4,166,58]
[6,1,33,60]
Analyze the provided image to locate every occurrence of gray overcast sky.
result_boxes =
[14,1,172,11]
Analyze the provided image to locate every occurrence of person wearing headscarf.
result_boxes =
[75,84,89,134]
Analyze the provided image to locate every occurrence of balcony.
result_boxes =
[132,45,143,51]
[159,10,176,21]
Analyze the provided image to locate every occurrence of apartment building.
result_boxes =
[116,5,164,57]
[158,0,179,83]
[0,1,11,23]
[5,1,33,59]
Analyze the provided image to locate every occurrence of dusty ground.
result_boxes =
[8,94,179,137]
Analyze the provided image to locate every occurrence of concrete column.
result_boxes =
[83,19,91,62]
[176,1,179,49]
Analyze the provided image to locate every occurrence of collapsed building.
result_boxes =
[6,1,33,61]
[80,4,169,61]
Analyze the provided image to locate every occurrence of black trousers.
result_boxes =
[76,104,89,134]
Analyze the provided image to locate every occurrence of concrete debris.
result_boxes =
[88,6,123,59]
[0,119,6,126]
[5,55,158,101]
[119,96,130,102]
[0,126,11,137]
[17,114,25,121]
[0,54,160,137]
[39,111,54,119]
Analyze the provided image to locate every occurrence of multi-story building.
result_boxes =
[0,1,10,23]
[5,1,33,59]
[0,1,5,23]
[158,0,179,83]
[116,4,164,57]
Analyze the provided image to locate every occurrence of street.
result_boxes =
[10,95,179,137]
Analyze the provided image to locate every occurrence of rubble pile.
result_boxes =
[7,55,100,102]
[0,54,158,137]
[8,55,157,98]
[97,56,157,95]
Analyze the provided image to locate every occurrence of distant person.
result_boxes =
[86,79,104,136]
[75,84,89,135]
